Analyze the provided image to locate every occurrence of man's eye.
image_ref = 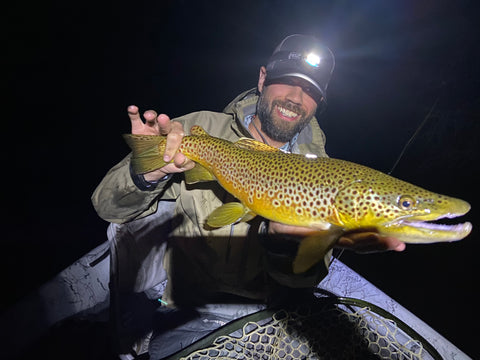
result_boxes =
[284,78,296,86]
[302,86,314,95]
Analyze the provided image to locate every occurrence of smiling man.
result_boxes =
[252,35,333,147]
[251,71,318,147]
[92,34,403,359]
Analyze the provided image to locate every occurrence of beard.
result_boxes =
[256,91,315,143]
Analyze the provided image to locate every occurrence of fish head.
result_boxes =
[333,173,472,243]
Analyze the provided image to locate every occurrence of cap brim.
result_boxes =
[265,71,326,103]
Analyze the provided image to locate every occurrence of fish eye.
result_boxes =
[398,195,416,210]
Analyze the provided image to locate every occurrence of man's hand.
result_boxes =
[267,221,405,253]
[337,228,405,253]
[127,105,195,181]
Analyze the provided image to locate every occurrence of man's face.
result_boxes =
[256,77,318,143]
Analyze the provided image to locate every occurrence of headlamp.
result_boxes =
[305,53,321,68]
[265,35,335,104]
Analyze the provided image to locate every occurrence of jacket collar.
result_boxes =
[223,88,319,150]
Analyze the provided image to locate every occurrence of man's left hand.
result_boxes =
[267,221,405,253]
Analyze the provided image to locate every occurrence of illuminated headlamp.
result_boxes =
[281,51,322,68]
[265,35,335,105]
[304,53,321,67]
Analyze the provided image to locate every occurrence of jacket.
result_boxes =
[92,89,329,303]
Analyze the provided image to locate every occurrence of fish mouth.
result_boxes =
[386,214,472,243]
[401,218,472,233]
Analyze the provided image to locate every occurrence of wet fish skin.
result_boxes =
[124,126,472,273]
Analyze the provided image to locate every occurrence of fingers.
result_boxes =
[127,105,159,135]
[390,240,406,252]
[128,105,145,134]
[146,113,187,164]
[268,221,315,237]
[127,105,171,135]
[172,153,195,170]
[156,113,173,135]
[143,110,159,128]
[126,105,194,176]
[337,232,405,253]
[266,221,406,255]
[163,121,185,162]
[127,105,184,160]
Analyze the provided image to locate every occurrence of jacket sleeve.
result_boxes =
[91,154,177,224]
[91,111,231,225]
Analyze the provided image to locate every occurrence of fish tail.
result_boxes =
[123,134,167,174]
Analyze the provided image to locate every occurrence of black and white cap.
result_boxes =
[265,34,335,104]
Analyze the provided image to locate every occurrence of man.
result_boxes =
[92,34,404,357]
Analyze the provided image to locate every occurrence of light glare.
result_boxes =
[305,53,321,67]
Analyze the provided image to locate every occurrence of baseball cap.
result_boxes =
[265,34,335,104]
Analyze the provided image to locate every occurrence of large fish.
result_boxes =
[124,126,472,273]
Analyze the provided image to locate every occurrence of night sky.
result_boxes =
[3,0,479,358]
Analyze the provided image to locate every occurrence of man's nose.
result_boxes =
[285,85,304,105]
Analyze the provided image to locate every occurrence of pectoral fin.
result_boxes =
[206,202,256,228]
[184,163,216,184]
[292,230,342,274]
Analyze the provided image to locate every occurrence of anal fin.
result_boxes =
[292,229,342,274]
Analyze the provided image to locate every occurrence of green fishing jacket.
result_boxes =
[92,89,329,303]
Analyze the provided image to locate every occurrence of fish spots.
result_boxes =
[177,132,458,230]
[329,159,451,226]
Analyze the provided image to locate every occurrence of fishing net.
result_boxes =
[165,294,441,360]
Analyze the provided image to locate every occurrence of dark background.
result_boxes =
[3,0,479,358]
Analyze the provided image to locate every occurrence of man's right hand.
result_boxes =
[127,105,195,181]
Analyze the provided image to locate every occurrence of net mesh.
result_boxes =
[176,299,436,360]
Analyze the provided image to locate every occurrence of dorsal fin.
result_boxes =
[234,138,280,152]
[190,126,209,136]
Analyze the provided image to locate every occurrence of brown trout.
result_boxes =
[124,126,472,273]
